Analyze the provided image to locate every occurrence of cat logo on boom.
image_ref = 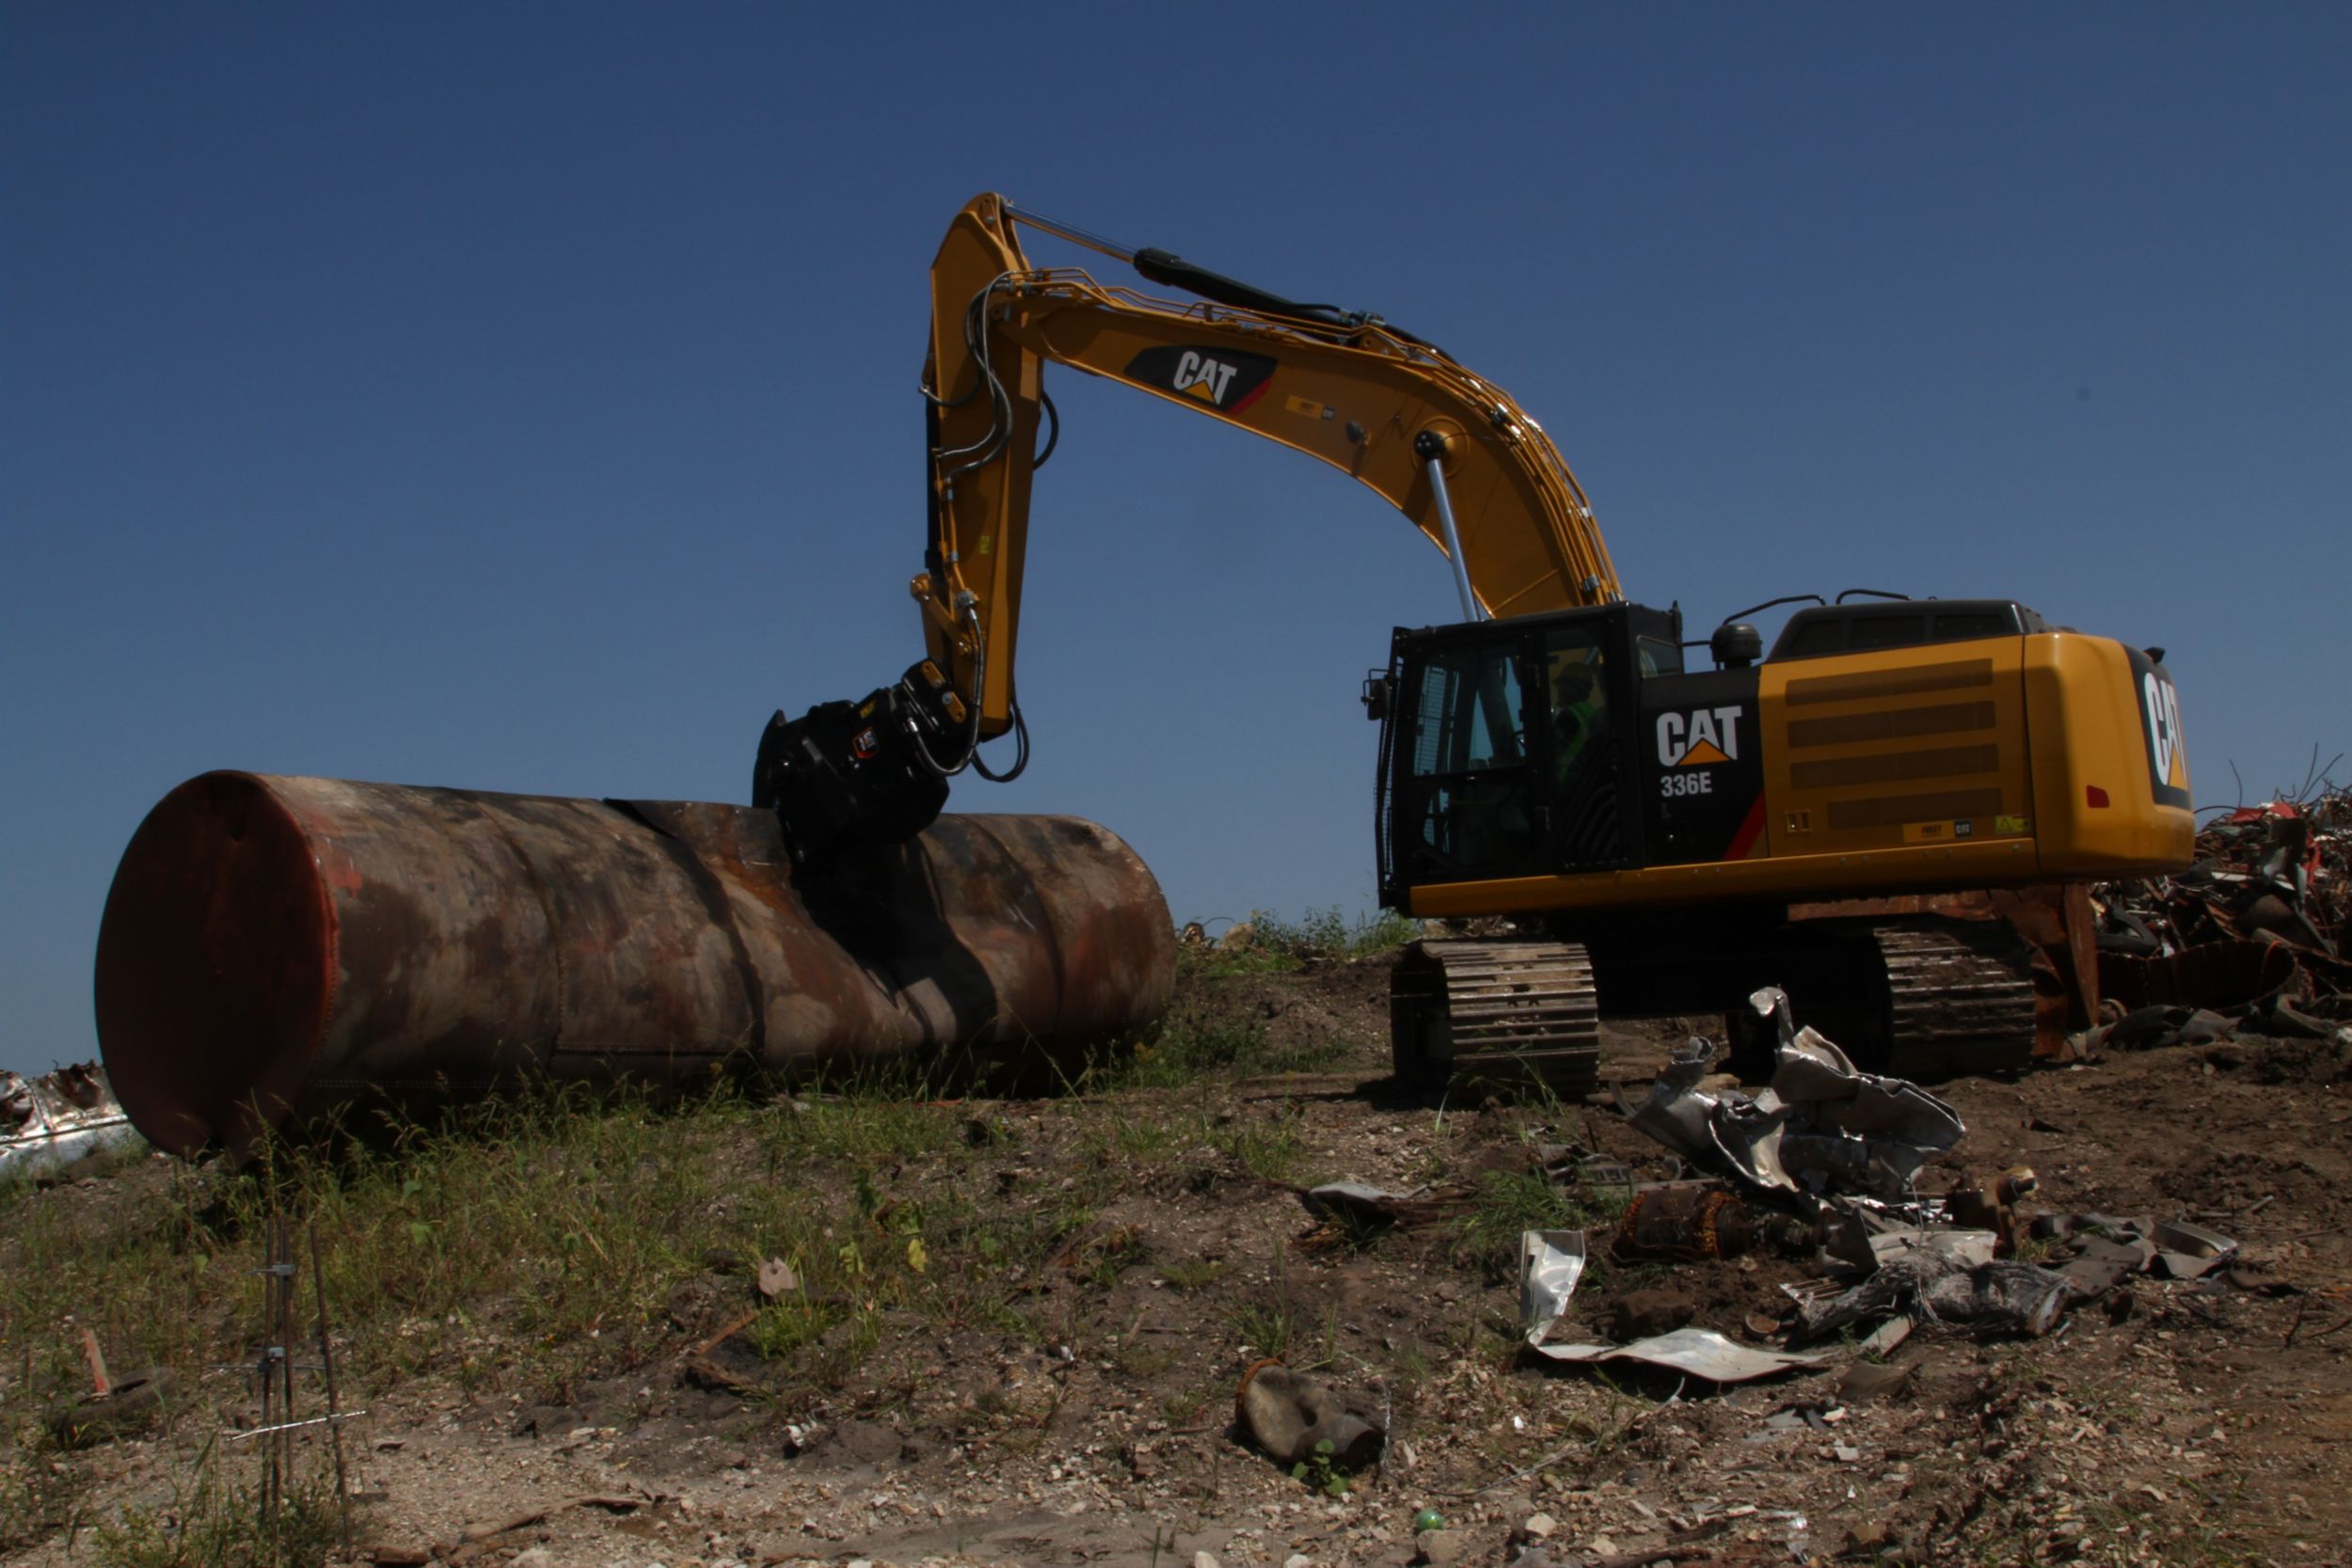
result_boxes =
[1121,345,1278,415]
[1173,352,1238,404]
[1656,705,1743,768]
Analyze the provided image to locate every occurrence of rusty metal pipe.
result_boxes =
[94,773,1174,1158]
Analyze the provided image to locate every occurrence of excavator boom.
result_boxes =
[755,193,1617,861]
[919,193,1617,738]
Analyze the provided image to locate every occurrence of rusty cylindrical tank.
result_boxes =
[94,773,1175,1158]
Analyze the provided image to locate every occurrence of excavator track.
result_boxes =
[1873,919,2038,1079]
[1391,940,1598,1099]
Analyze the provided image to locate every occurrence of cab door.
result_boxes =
[1534,619,1635,871]
[1389,634,1547,886]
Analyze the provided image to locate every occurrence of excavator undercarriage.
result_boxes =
[1391,910,2045,1100]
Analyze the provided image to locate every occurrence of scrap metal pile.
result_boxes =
[1287,981,2263,1418]
[2087,786,2351,1050]
[0,1062,136,1182]
[1529,987,2248,1373]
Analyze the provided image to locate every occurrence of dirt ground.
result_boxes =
[12,949,2352,1568]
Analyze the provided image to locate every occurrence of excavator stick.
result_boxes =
[93,772,1175,1160]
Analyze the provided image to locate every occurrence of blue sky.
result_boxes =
[5,6,2346,1073]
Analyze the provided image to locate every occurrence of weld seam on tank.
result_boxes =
[477,793,570,1063]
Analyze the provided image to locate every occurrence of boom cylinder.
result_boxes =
[94,772,1175,1158]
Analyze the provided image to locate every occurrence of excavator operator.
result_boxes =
[1549,657,1605,786]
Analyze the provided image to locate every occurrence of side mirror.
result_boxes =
[1360,671,1393,722]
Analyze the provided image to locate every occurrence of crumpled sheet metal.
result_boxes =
[1867,1227,1999,1270]
[1519,1228,1588,1346]
[1,1063,139,1181]
[2034,1212,2240,1289]
[1301,1181,1416,1225]
[1628,991,1964,1201]
[1796,1253,2076,1340]
[1527,1326,1834,1384]
[1516,1224,1821,1384]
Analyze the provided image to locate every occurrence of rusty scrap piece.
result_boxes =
[79,1327,111,1397]
[2100,938,2300,1012]
[46,1367,177,1449]
[1,1060,139,1180]
[94,772,1176,1159]
[1791,885,2096,1057]
[1233,1358,1386,1471]
[2090,790,2348,1025]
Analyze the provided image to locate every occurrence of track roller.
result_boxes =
[1391,939,1598,1098]
[1875,919,2038,1078]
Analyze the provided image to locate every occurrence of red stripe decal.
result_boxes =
[1230,380,1272,415]
[1726,795,1767,861]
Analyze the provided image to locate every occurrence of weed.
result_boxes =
[90,1433,344,1568]
[1194,906,1420,976]
[1158,1379,1222,1429]
[1291,1436,1353,1498]
[1451,1169,1601,1283]
[1118,1022,1275,1088]
[0,1428,87,1556]
[1229,1295,1298,1361]
[1251,908,1422,962]
[1160,1258,1225,1292]
[1211,1105,1309,1183]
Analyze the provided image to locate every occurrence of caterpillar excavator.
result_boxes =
[755,193,2196,1091]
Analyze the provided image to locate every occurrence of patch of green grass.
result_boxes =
[1210,1105,1310,1183]
[1103,1014,1353,1090]
[89,1433,344,1568]
[759,1075,967,1166]
[1,1068,1020,1433]
[1159,1257,1225,1291]
[1197,906,1422,976]
[1450,1169,1623,1283]
[1116,1022,1275,1087]
[1229,1294,1298,1360]
[0,1422,89,1556]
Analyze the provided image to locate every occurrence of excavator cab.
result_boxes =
[1375,604,1684,904]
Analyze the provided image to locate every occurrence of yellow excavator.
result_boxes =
[755,193,2195,1086]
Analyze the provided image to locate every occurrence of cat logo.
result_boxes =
[2126,647,2191,809]
[1172,351,1239,404]
[2143,671,2187,793]
[1122,345,1277,415]
[1656,705,1742,768]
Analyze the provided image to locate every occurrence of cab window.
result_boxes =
[1408,644,1527,775]
[1636,636,1684,676]
[1403,641,1539,875]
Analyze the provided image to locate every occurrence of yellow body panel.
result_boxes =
[1410,836,2042,916]
[1761,639,2035,863]
[1406,631,2192,918]
[2021,634,2196,872]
